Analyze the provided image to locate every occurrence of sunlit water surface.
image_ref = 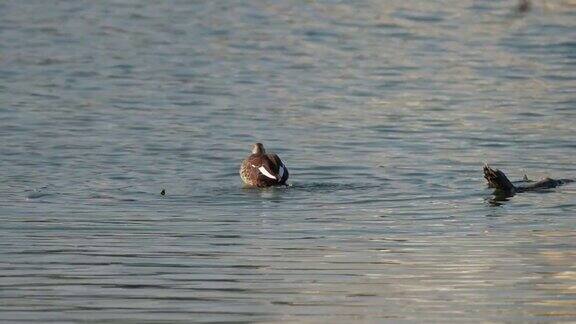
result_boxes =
[1,0,575,322]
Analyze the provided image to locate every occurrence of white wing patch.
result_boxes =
[258,166,277,180]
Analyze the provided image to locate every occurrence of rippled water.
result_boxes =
[1,0,576,322]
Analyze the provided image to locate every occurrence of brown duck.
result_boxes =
[483,164,573,197]
[240,143,289,187]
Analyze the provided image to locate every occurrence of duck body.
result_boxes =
[483,164,573,196]
[240,143,289,187]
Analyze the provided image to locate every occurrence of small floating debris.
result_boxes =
[160,189,166,196]
[517,0,531,13]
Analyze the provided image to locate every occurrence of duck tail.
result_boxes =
[483,164,516,193]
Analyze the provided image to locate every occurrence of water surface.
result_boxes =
[1,0,575,322]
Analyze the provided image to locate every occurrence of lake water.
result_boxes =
[1,0,575,322]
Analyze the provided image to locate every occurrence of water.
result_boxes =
[1,0,575,322]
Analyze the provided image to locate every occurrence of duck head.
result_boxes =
[252,143,266,155]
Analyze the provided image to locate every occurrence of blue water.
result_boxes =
[1,1,575,322]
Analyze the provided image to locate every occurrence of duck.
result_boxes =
[483,164,573,197]
[240,143,289,187]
